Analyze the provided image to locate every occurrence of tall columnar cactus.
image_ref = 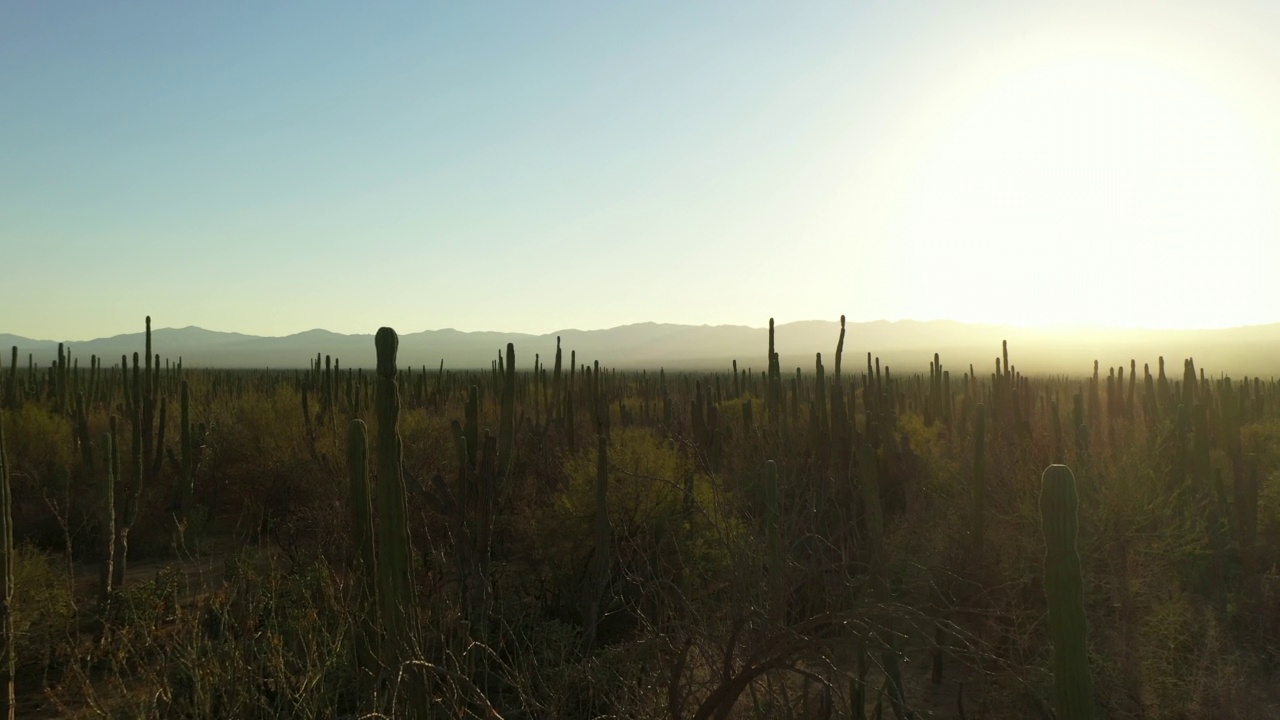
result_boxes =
[532,353,542,428]
[142,317,155,481]
[928,352,943,428]
[1156,356,1169,411]
[498,343,516,480]
[1127,359,1137,421]
[591,361,607,435]
[54,343,68,412]
[87,355,98,404]
[767,318,783,418]
[373,328,420,669]
[942,369,953,429]
[552,337,563,422]
[323,355,334,419]
[814,352,828,446]
[1181,358,1197,410]
[834,315,846,385]
[0,412,14,720]
[1039,464,1094,720]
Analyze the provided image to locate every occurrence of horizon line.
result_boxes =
[4,317,1280,346]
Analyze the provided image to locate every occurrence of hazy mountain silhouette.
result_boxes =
[3,321,1279,376]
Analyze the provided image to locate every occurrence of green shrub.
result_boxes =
[534,427,743,622]
[11,545,75,675]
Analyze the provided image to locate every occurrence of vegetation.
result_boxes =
[0,316,1277,718]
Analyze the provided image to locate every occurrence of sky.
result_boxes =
[3,1,1280,340]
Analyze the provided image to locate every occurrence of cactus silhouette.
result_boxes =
[1040,464,1094,720]
[373,328,421,674]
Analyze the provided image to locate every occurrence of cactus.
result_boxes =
[552,336,563,422]
[927,353,942,428]
[1039,464,1094,720]
[767,318,784,418]
[498,343,516,480]
[834,314,847,385]
[142,318,155,481]
[0,412,14,720]
[373,328,420,670]
[55,342,67,413]
[1126,359,1137,421]
[324,354,333,419]
[88,355,99,404]
[1181,358,1196,410]
[532,353,542,428]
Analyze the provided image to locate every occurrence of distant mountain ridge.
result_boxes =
[3,320,1279,376]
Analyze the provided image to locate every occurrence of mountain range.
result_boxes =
[3,320,1279,376]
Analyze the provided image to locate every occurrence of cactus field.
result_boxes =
[0,316,1279,719]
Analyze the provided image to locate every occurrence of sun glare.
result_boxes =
[887,27,1280,330]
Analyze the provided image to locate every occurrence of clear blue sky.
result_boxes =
[5,1,1280,340]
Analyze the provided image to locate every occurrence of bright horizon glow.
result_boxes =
[3,2,1278,339]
